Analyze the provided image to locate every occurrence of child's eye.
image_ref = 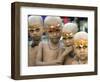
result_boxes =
[29,30,34,32]
[55,29,60,32]
[83,46,87,49]
[76,45,87,49]
[68,37,73,39]
[35,28,40,32]
[48,30,53,33]
[76,46,81,49]
[63,37,67,40]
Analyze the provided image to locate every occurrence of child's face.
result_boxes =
[28,24,42,41]
[62,32,74,47]
[47,24,61,44]
[74,39,88,60]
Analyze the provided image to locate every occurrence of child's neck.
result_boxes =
[31,40,40,47]
[48,40,60,50]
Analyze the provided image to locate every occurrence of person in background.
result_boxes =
[79,18,88,32]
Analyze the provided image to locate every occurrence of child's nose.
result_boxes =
[33,31,37,35]
[53,32,57,36]
[66,40,69,43]
[80,48,84,52]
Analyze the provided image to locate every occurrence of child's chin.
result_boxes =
[80,56,87,60]
[52,40,59,44]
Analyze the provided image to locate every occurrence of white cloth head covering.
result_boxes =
[44,16,62,28]
[28,15,43,26]
[62,22,78,34]
[74,31,88,40]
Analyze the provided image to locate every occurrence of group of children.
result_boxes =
[28,15,88,66]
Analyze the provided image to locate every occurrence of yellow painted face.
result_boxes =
[47,24,61,33]
[28,24,41,33]
[62,32,73,40]
[74,39,88,49]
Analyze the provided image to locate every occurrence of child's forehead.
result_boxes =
[48,22,60,26]
[28,24,42,30]
[74,39,88,47]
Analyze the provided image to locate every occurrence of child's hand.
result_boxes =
[57,46,73,64]
[62,46,73,57]
[65,46,73,54]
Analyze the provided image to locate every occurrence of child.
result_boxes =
[72,31,88,64]
[61,22,78,65]
[36,16,64,66]
[28,15,43,66]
